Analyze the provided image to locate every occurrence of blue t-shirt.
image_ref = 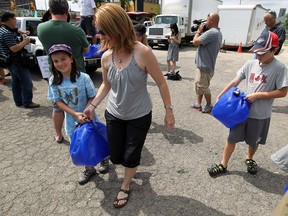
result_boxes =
[48,72,96,136]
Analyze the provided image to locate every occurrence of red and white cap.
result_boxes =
[250,31,279,55]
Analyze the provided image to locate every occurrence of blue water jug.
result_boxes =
[212,87,250,128]
[70,121,110,166]
[83,44,105,58]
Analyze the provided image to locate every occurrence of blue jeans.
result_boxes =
[80,16,96,36]
[8,63,33,106]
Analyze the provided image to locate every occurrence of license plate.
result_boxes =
[153,40,158,43]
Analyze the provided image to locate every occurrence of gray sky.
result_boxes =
[222,0,288,14]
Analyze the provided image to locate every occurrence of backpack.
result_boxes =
[167,71,182,81]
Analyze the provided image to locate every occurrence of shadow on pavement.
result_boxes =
[228,168,287,195]
[0,88,9,102]
[149,121,203,145]
[92,171,232,216]
[25,105,52,119]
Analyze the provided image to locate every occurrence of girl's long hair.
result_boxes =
[170,23,179,36]
[50,53,80,86]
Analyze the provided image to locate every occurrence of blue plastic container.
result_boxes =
[212,87,250,128]
[284,184,288,194]
[83,44,105,58]
[70,121,110,166]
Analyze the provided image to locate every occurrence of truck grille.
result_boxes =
[149,28,163,35]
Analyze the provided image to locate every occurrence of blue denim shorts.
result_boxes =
[52,101,62,113]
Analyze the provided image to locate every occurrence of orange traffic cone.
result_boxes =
[237,42,242,53]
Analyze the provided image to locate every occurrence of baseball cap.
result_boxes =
[249,31,279,55]
[134,24,146,35]
[48,44,72,55]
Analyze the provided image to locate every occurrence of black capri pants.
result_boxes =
[105,110,152,168]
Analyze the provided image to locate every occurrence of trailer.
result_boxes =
[147,0,222,48]
[218,4,267,48]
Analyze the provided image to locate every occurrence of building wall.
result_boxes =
[144,2,160,14]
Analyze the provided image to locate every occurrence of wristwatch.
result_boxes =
[164,105,174,111]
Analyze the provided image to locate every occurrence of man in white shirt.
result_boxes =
[78,0,97,44]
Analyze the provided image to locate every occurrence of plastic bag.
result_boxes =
[212,87,250,128]
[70,121,110,166]
[83,44,105,58]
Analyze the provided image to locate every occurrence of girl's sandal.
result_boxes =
[113,189,130,208]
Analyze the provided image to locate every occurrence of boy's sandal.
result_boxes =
[207,163,227,177]
[245,159,258,174]
[113,189,130,208]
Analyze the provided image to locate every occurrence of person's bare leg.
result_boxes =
[172,61,176,72]
[247,144,259,159]
[53,111,64,141]
[167,60,171,72]
[220,141,236,167]
[114,167,137,206]
[204,93,212,105]
[197,94,203,105]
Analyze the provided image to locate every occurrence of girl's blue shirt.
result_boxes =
[48,72,97,136]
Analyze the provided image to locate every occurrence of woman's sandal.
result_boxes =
[54,136,64,144]
[113,188,130,208]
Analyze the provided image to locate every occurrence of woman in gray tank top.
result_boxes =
[83,3,175,209]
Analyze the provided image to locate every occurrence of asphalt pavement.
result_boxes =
[0,45,287,216]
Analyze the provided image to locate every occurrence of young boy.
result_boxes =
[208,31,288,177]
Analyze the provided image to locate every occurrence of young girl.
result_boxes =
[166,23,181,75]
[47,44,109,185]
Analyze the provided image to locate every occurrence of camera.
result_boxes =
[191,19,208,33]
[29,38,36,44]
[19,35,36,44]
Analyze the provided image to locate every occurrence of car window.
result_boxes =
[26,20,41,36]
[16,20,21,29]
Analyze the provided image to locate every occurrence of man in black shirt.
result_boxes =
[262,10,286,55]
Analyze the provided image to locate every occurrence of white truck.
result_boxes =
[217,4,267,48]
[16,17,44,60]
[16,17,101,72]
[147,0,222,48]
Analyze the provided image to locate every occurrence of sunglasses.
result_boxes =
[98,29,105,36]
[267,10,276,18]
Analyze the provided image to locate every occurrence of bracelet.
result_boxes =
[196,31,202,35]
[90,103,97,108]
[164,105,174,111]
